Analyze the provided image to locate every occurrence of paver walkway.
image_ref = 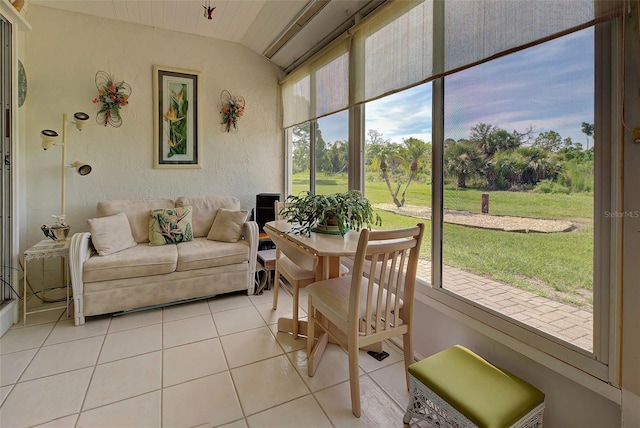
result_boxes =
[416,260,593,351]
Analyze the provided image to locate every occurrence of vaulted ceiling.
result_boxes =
[30,0,385,72]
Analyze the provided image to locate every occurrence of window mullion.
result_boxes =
[432,0,445,289]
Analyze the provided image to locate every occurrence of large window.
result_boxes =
[442,28,596,351]
[283,0,622,385]
[289,111,349,196]
[363,86,432,284]
[316,112,348,195]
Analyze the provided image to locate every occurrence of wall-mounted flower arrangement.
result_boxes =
[93,71,131,128]
[220,90,245,133]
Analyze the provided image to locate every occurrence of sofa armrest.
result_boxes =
[69,232,94,325]
[242,221,259,295]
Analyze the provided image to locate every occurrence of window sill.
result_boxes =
[414,282,621,404]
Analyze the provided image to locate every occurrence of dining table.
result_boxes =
[264,219,361,280]
[264,220,383,352]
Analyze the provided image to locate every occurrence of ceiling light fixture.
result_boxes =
[203,0,215,20]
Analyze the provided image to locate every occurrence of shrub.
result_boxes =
[535,180,570,194]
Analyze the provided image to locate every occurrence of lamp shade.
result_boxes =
[70,161,92,176]
[40,129,59,150]
[73,112,90,130]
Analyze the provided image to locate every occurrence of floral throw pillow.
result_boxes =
[149,206,193,246]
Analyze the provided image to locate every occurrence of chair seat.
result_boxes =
[306,275,402,325]
[408,345,545,428]
[279,255,348,282]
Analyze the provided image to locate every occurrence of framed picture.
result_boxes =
[153,66,201,168]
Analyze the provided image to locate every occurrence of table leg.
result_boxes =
[276,317,382,352]
[316,256,342,281]
[23,259,27,326]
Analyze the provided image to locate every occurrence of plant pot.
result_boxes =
[312,224,349,235]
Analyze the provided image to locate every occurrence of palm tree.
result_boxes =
[581,122,594,151]
[444,142,482,188]
[399,137,431,206]
[367,142,405,207]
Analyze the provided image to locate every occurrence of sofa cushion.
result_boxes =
[175,196,240,238]
[176,237,250,271]
[83,244,177,282]
[207,209,248,243]
[97,198,175,243]
[149,206,193,246]
[87,212,137,256]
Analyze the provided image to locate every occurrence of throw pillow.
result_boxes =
[149,206,193,246]
[207,208,248,243]
[87,212,137,256]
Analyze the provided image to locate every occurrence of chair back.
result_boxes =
[274,201,292,220]
[349,224,425,337]
[266,228,318,272]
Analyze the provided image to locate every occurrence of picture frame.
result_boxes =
[153,65,201,169]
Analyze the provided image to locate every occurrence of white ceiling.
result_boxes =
[30,0,384,71]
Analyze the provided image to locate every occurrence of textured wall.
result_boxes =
[22,6,284,248]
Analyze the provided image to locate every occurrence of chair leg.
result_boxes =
[292,284,299,339]
[307,296,315,359]
[348,335,361,417]
[272,265,280,310]
[402,331,413,390]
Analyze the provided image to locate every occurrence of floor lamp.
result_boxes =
[40,112,92,241]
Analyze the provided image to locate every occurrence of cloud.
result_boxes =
[318,27,594,147]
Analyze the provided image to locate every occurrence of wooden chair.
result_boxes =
[306,223,425,417]
[267,228,319,339]
[269,200,348,339]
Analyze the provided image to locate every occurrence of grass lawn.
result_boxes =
[291,172,594,306]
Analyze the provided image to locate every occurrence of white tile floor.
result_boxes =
[0,288,428,427]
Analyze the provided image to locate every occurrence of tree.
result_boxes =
[533,130,563,152]
[469,123,497,157]
[398,137,431,206]
[314,125,327,173]
[292,123,311,173]
[322,140,348,174]
[469,123,521,157]
[367,141,405,207]
[444,142,482,188]
[581,122,594,151]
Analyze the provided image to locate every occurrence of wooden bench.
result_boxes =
[404,345,545,428]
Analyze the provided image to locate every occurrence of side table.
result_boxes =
[23,239,70,326]
[257,249,276,290]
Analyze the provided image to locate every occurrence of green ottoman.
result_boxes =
[404,345,545,428]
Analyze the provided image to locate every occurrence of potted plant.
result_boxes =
[279,190,382,236]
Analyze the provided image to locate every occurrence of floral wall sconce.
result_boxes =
[92,71,131,128]
[220,90,245,133]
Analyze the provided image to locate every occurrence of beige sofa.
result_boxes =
[69,196,258,325]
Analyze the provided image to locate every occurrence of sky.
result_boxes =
[320,26,594,148]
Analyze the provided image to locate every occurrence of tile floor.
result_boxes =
[0,288,429,427]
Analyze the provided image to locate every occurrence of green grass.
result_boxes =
[290,172,594,304]
[294,174,593,219]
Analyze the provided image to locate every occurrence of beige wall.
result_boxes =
[21,6,284,248]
